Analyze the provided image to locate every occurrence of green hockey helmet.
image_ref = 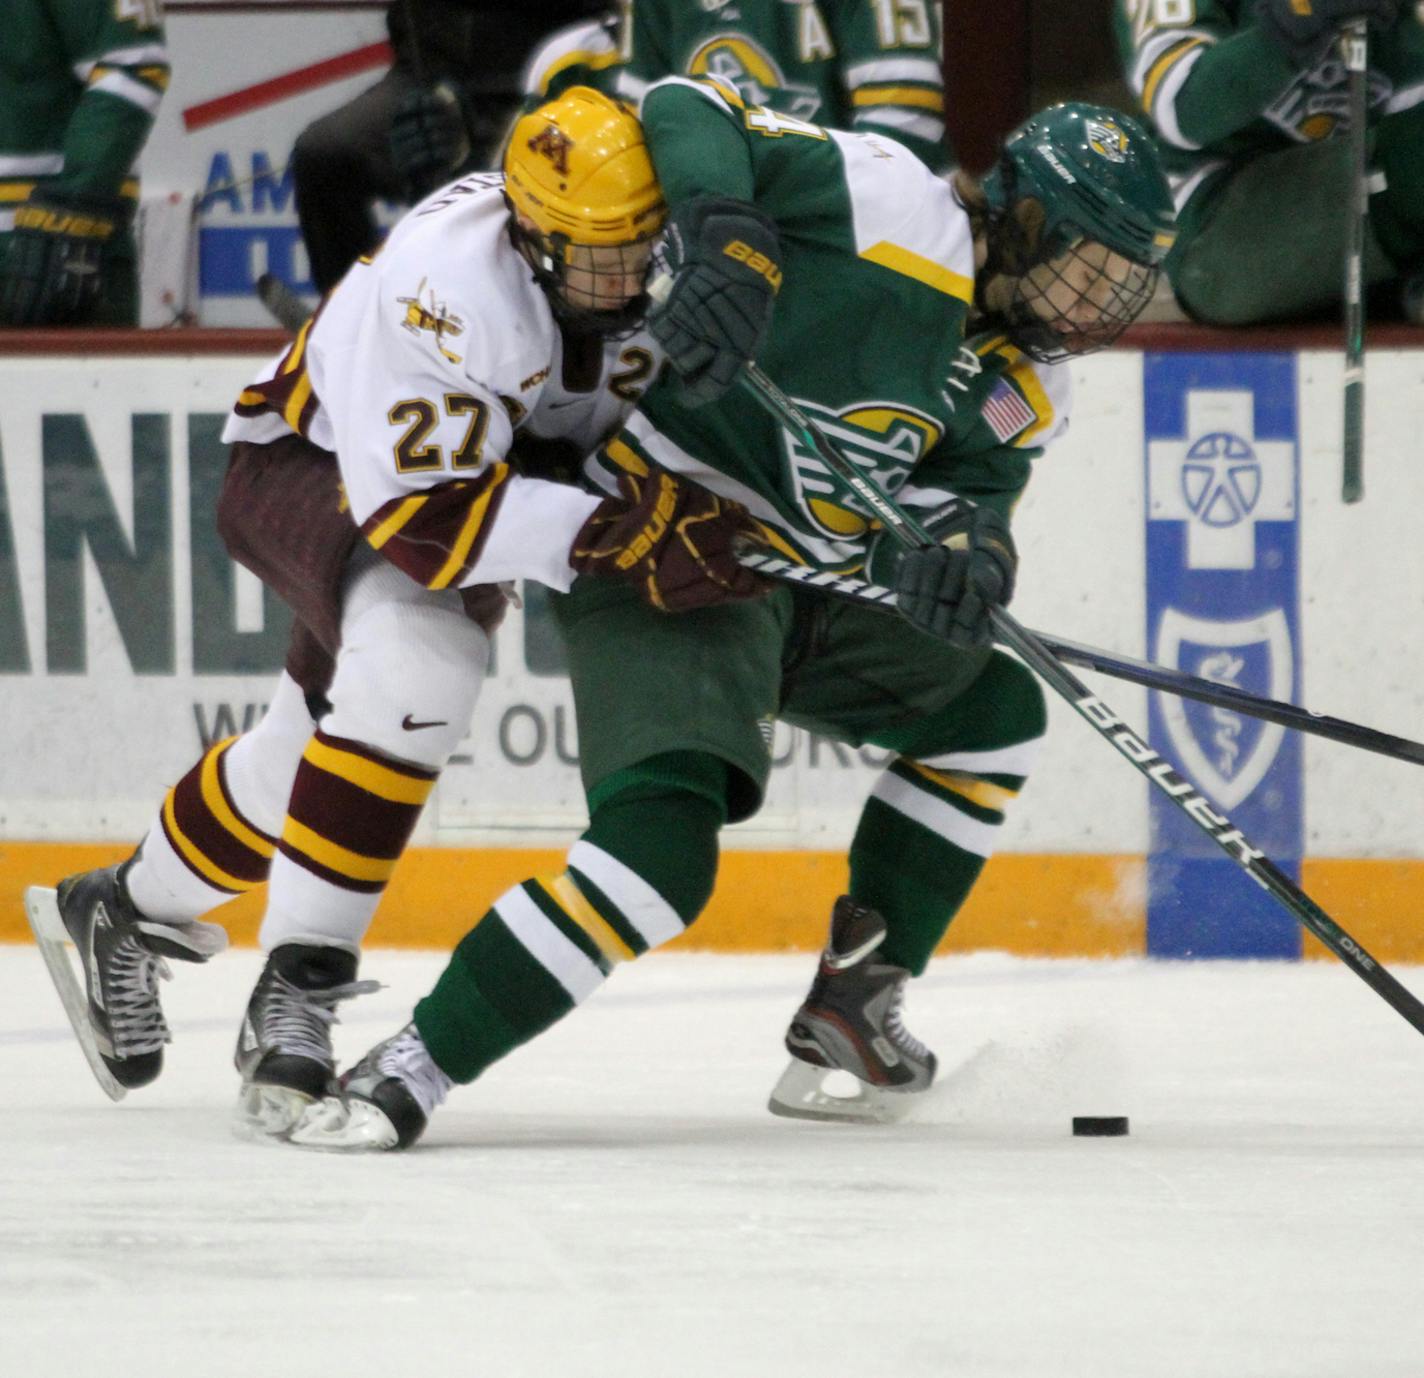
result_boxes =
[978,103,1177,361]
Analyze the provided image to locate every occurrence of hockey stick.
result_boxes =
[1342,19,1368,504]
[734,549,1424,768]
[737,361,1424,1037]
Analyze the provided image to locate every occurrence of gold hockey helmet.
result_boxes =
[504,87,666,332]
[505,86,665,247]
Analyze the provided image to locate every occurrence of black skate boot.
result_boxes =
[24,862,228,1100]
[768,895,937,1123]
[290,1023,452,1152]
[233,943,377,1140]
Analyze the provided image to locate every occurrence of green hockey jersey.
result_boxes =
[590,77,1068,576]
[1114,0,1424,216]
[523,0,949,171]
[0,0,169,301]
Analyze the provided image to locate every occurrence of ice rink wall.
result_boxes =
[2,327,1420,959]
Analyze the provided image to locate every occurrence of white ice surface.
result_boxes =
[4,944,1424,1378]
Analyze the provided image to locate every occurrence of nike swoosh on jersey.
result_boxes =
[401,714,449,731]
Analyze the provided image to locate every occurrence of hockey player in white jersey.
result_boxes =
[24,87,762,1130]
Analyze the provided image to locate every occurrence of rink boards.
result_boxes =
[0,330,1420,957]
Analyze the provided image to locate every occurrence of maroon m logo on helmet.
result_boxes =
[527,124,573,176]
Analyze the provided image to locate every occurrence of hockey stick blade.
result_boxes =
[24,887,127,1102]
[734,549,1424,768]
[737,366,1424,1040]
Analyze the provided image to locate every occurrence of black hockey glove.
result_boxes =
[650,196,782,407]
[1255,0,1401,70]
[0,189,123,326]
[873,504,1018,648]
[389,82,472,200]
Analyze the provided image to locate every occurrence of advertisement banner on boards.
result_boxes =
[1143,353,1302,958]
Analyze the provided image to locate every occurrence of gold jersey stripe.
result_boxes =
[979,338,1055,447]
[851,85,945,112]
[544,873,636,964]
[428,466,509,590]
[281,818,399,884]
[1142,37,1207,113]
[302,737,436,806]
[1,180,138,201]
[1006,355,1055,446]
[200,738,275,859]
[906,759,1018,812]
[281,368,313,432]
[281,317,313,375]
[604,436,650,477]
[162,790,255,892]
[365,494,428,550]
[859,241,973,303]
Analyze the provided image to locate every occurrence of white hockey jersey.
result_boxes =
[222,172,662,593]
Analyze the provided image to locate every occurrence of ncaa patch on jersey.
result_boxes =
[982,379,1036,443]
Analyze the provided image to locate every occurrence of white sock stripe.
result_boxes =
[566,841,684,950]
[914,736,1044,780]
[494,886,605,1003]
[871,772,1001,858]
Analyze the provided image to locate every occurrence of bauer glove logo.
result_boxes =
[722,239,783,292]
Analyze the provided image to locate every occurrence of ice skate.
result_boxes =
[290,1023,451,1152]
[25,863,228,1100]
[233,943,377,1140]
[768,896,937,1124]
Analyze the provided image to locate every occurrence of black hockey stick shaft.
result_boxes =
[734,550,1424,768]
[738,364,1424,1035]
[1342,19,1368,503]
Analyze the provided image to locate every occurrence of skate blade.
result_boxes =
[23,886,127,1103]
[231,1082,317,1143]
[767,1058,916,1125]
[289,1096,400,1152]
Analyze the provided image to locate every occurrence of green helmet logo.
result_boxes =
[987,102,1177,267]
[1084,117,1129,164]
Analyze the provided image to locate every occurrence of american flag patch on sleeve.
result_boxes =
[981,378,1038,443]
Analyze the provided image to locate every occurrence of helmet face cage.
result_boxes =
[977,102,1175,360]
[1004,230,1160,363]
[508,212,656,337]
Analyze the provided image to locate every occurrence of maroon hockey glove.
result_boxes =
[570,468,770,612]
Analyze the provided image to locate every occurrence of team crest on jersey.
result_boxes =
[782,400,942,540]
[1085,118,1129,163]
[688,35,821,121]
[398,279,465,363]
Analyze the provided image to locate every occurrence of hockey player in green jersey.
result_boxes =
[1115,0,1424,324]
[288,79,1175,1150]
[0,0,169,326]
[523,0,951,172]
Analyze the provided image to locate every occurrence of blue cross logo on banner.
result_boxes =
[1143,356,1302,958]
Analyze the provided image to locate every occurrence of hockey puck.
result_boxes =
[1072,1116,1129,1137]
